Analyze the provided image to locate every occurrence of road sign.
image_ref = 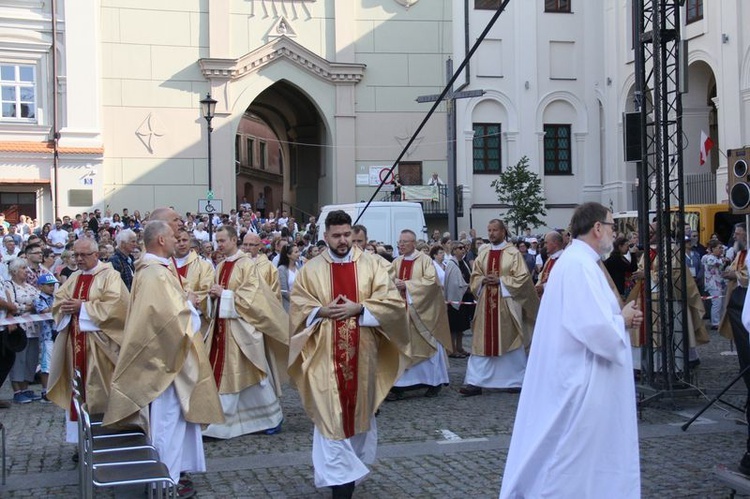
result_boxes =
[198,199,223,214]
[206,190,215,200]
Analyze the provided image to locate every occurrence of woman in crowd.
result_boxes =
[41,248,57,275]
[4,258,41,404]
[111,212,123,229]
[40,223,51,243]
[392,173,403,201]
[444,241,471,358]
[702,239,729,329]
[132,210,143,226]
[57,249,77,284]
[604,236,639,300]
[278,244,301,312]
[430,244,446,287]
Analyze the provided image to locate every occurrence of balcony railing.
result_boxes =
[380,184,463,218]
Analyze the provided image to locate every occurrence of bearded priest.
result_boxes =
[289,210,409,499]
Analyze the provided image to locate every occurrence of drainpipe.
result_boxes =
[51,0,60,221]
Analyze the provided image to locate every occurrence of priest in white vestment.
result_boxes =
[499,202,643,499]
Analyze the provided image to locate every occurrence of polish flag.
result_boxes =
[699,130,715,166]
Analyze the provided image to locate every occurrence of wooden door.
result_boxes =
[398,162,423,185]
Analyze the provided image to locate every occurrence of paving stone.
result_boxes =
[2,329,750,497]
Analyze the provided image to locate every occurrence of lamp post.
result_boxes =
[200,93,217,239]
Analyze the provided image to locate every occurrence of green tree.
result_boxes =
[490,155,547,235]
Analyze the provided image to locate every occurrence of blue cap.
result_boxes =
[37,274,59,286]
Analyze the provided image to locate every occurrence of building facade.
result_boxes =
[456,0,746,233]
[0,0,746,237]
[1,0,453,225]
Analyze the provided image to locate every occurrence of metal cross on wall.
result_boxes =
[417,58,485,238]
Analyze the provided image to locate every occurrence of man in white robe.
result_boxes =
[499,202,643,498]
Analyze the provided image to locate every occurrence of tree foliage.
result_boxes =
[490,156,547,235]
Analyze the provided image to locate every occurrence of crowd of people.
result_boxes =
[0,202,747,497]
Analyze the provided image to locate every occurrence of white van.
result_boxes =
[317,201,427,248]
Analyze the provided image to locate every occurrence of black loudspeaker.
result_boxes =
[623,112,642,163]
[728,147,750,214]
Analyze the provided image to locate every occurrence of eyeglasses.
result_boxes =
[73,251,97,258]
[599,221,615,227]
[26,251,42,256]
[397,240,416,245]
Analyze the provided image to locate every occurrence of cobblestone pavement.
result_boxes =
[2,329,750,498]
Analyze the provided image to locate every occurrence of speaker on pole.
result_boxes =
[728,147,750,214]
[623,112,642,163]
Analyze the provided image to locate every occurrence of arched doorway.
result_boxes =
[234,80,325,226]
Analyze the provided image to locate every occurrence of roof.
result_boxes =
[0,141,104,155]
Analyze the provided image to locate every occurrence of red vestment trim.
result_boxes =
[738,250,747,271]
[539,257,557,285]
[330,261,360,439]
[174,257,188,285]
[397,259,415,302]
[484,249,503,357]
[69,273,94,421]
[209,259,237,387]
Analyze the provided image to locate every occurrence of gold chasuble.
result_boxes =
[205,251,289,395]
[627,249,708,348]
[470,244,539,356]
[104,257,223,429]
[249,253,282,302]
[391,252,453,362]
[289,247,409,440]
[48,263,128,418]
[172,250,215,317]
[719,249,748,340]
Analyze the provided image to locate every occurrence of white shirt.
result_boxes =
[193,229,209,242]
[1,247,20,261]
[48,228,69,254]
[500,239,639,498]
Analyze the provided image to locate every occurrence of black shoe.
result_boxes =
[688,358,701,370]
[331,481,355,499]
[459,384,482,397]
[739,452,750,475]
[72,450,79,463]
[424,385,442,398]
[385,388,404,402]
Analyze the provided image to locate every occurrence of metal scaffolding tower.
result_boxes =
[635,0,698,403]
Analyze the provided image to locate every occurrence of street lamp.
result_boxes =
[200,92,217,238]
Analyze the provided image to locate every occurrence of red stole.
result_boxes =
[397,258,415,302]
[69,273,95,420]
[330,261,360,439]
[209,259,237,387]
[539,256,557,285]
[737,250,747,272]
[483,249,503,356]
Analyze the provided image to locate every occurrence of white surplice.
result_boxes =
[499,239,640,499]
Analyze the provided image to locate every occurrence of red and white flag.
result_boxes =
[699,130,715,166]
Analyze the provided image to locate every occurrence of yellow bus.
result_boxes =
[612,204,744,246]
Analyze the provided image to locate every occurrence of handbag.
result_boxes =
[2,282,29,353]
[2,324,28,353]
